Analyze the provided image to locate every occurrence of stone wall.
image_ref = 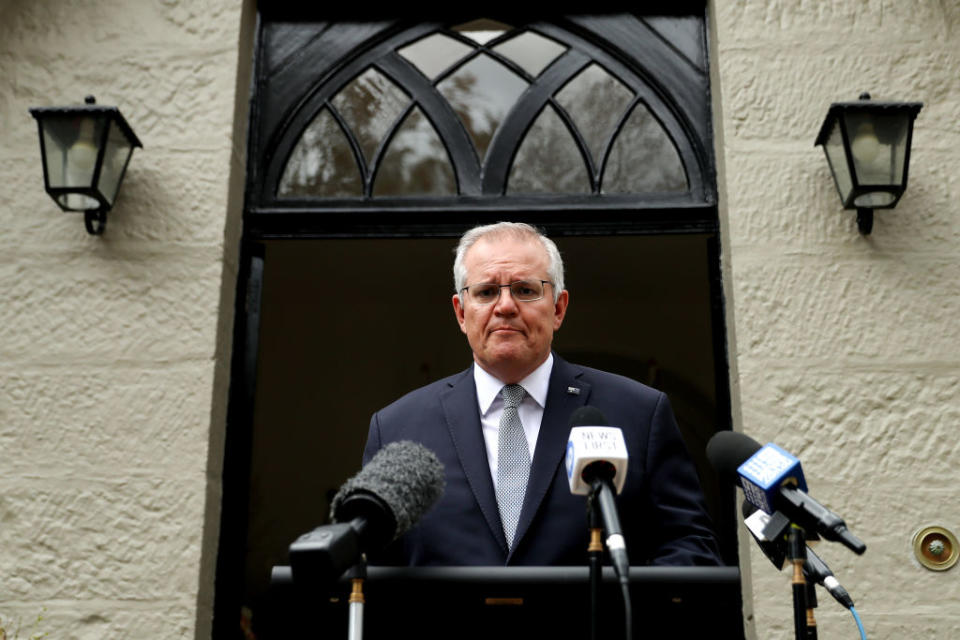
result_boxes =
[2,1,958,639]
[712,2,960,638]
[0,0,250,638]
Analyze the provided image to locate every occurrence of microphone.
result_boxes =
[804,543,856,609]
[566,406,629,582]
[706,431,866,554]
[290,441,445,586]
[742,500,855,609]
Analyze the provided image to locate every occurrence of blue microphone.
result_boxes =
[707,431,866,555]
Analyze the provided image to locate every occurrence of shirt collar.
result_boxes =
[474,352,554,416]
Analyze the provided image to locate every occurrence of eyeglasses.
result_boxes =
[460,280,552,304]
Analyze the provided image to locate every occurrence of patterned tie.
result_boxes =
[496,384,530,550]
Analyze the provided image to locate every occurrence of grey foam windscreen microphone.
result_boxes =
[330,440,445,547]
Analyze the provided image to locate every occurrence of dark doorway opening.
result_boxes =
[238,233,733,637]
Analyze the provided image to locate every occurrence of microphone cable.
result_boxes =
[850,606,867,640]
[619,578,632,640]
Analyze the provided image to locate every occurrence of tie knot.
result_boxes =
[501,384,525,409]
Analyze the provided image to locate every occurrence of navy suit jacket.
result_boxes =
[362,354,721,567]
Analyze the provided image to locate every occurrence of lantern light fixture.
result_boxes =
[29,95,142,235]
[814,93,922,235]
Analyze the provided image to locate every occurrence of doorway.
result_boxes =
[241,232,728,614]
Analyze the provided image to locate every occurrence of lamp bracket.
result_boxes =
[84,208,107,235]
[856,208,873,235]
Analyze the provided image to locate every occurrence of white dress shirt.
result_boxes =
[473,353,554,489]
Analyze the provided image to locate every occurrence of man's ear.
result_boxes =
[452,293,467,334]
[553,290,569,330]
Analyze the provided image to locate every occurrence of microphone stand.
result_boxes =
[788,526,809,640]
[346,558,367,640]
[804,578,818,640]
[586,493,603,640]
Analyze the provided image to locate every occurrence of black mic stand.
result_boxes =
[788,526,810,640]
[804,577,818,640]
[586,493,603,640]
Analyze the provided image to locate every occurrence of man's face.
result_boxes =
[452,236,569,383]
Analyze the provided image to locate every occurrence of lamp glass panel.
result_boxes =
[41,114,105,210]
[823,121,853,205]
[852,191,897,208]
[845,111,909,187]
[98,120,133,206]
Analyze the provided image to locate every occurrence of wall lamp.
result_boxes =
[29,96,142,235]
[815,93,922,235]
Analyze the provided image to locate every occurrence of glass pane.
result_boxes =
[845,111,908,186]
[556,63,633,170]
[42,114,105,210]
[438,53,528,164]
[823,122,853,205]
[508,104,590,194]
[373,107,456,196]
[602,102,687,194]
[452,18,513,45]
[492,31,566,77]
[398,32,474,80]
[278,108,362,198]
[98,120,133,206]
[331,68,408,167]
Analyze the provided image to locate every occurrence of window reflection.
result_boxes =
[602,102,687,193]
[508,104,589,194]
[492,31,566,78]
[278,108,362,197]
[331,68,409,167]
[399,33,474,81]
[373,107,456,196]
[452,18,512,45]
[437,53,528,164]
[556,63,633,170]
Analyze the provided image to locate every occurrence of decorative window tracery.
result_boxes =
[265,16,709,205]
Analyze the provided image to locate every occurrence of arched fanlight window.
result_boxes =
[257,16,713,211]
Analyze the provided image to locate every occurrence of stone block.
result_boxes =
[730,256,960,361]
[0,248,225,363]
[715,0,956,46]
[0,601,197,640]
[736,368,960,487]
[0,477,205,601]
[0,363,215,476]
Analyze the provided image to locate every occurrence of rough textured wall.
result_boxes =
[712,1,960,638]
[0,1,247,638]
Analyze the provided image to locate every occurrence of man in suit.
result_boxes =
[363,222,720,566]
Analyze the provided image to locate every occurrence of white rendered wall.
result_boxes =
[712,2,960,638]
[2,1,959,639]
[0,1,250,638]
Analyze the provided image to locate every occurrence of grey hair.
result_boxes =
[453,222,565,303]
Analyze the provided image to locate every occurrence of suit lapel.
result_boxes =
[509,355,590,559]
[439,367,508,552]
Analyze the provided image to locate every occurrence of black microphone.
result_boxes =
[290,441,445,586]
[566,406,630,583]
[804,543,856,609]
[706,431,866,554]
[742,500,855,609]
